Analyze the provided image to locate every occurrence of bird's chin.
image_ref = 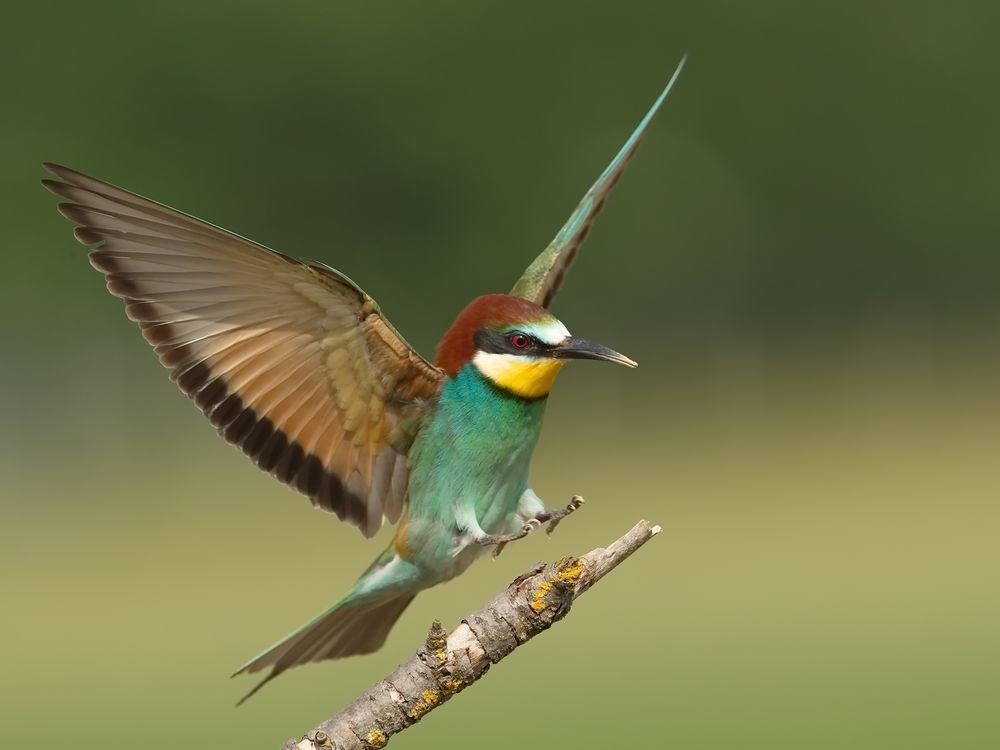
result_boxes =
[473,352,565,399]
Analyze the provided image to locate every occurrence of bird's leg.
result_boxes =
[516,488,586,536]
[471,490,587,559]
[534,495,586,535]
[458,506,541,558]
[475,519,542,558]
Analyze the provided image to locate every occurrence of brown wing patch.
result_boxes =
[44,163,444,537]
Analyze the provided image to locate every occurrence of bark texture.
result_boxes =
[281,520,661,750]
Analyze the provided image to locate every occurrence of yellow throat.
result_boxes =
[473,352,565,399]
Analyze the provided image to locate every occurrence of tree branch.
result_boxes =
[281,520,661,750]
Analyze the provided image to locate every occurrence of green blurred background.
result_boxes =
[2,1,998,747]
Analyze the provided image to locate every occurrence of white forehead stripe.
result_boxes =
[519,319,570,346]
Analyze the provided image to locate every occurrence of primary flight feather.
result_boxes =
[43,58,684,703]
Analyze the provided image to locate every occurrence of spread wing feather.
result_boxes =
[510,55,687,308]
[43,163,444,537]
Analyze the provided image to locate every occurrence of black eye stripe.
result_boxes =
[473,328,553,356]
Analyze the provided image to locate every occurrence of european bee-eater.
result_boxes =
[44,58,685,702]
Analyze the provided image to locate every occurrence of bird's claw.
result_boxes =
[476,493,585,558]
[478,519,541,558]
[540,495,585,535]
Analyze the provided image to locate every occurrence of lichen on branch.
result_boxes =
[283,520,661,750]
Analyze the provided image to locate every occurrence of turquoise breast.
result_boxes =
[404,363,548,573]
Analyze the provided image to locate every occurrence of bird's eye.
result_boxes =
[509,332,531,350]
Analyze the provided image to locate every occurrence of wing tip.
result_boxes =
[40,177,68,198]
[510,52,688,308]
[54,200,79,221]
[658,53,688,104]
[234,670,278,707]
[41,162,80,182]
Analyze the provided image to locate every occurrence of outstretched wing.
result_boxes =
[43,163,445,537]
[510,55,687,308]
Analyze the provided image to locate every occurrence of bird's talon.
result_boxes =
[541,495,586,535]
[479,518,541,557]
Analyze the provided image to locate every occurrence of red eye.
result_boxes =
[510,333,530,350]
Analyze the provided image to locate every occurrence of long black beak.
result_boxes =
[552,336,638,368]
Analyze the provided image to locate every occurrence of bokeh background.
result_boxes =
[2,2,999,748]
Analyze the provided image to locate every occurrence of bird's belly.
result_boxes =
[474,474,528,535]
[404,470,528,580]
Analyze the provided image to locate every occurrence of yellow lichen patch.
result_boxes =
[557,559,584,585]
[442,677,464,694]
[409,689,440,719]
[530,579,553,613]
[365,729,387,749]
[530,560,583,613]
[424,620,448,664]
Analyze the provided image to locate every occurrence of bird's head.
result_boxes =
[435,294,636,399]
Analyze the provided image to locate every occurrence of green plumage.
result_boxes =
[406,363,548,567]
[231,57,687,697]
[235,364,549,701]
[43,57,682,704]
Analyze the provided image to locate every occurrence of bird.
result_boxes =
[42,58,685,703]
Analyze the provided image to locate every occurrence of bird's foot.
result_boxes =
[476,519,542,558]
[536,495,585,535]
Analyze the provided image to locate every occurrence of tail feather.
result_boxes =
[233,591,416,705]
